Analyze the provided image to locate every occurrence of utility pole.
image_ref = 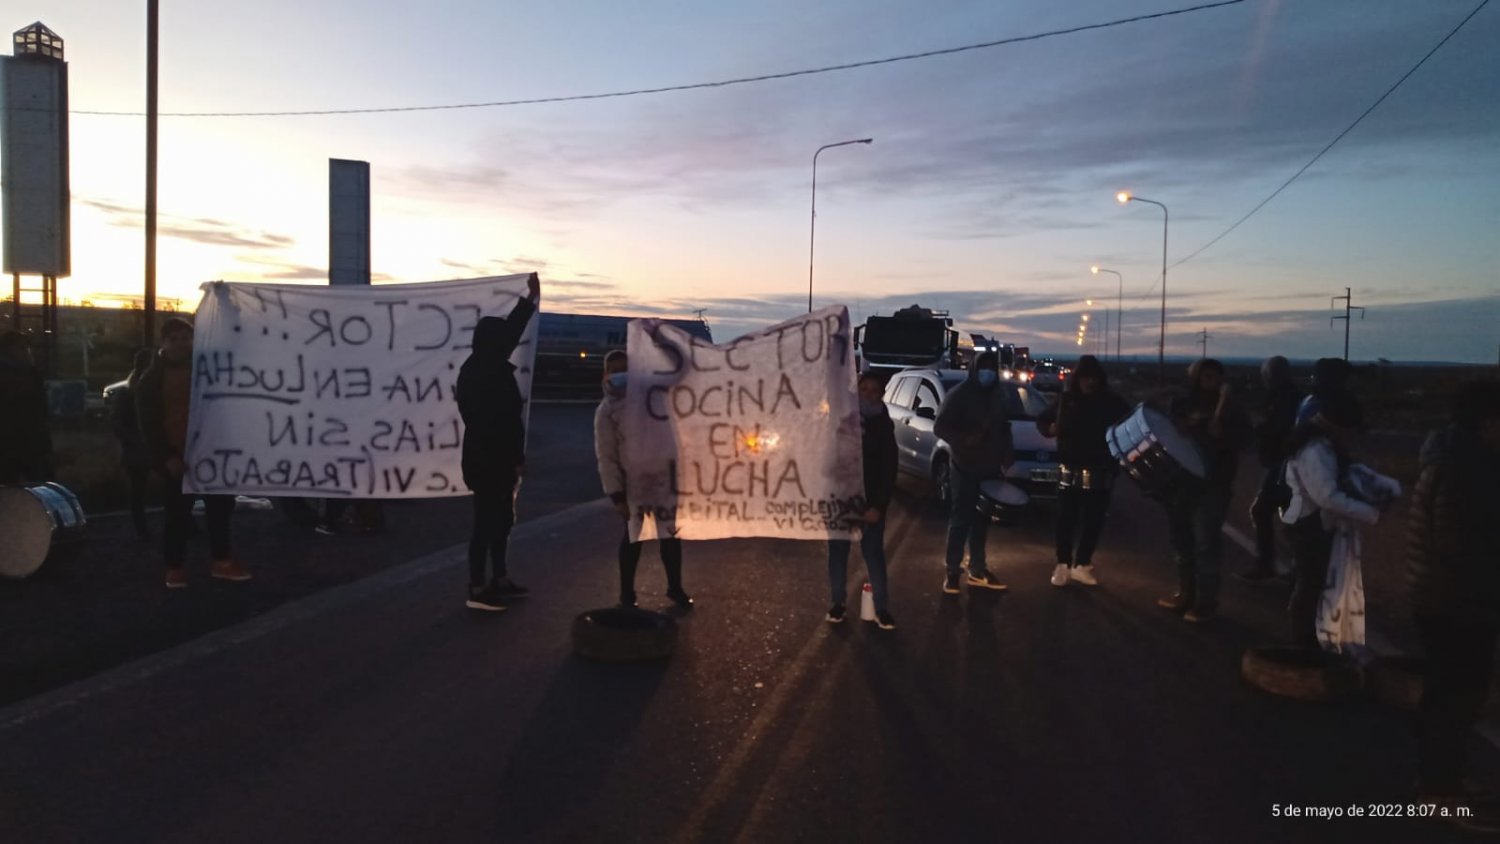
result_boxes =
[1330,287,1366,361]
[144,0,159,348]
[1197,327,1211,359]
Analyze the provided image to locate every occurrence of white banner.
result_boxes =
[624,306,864,541]
[183,275,538,498]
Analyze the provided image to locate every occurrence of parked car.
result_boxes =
[882,368,1060,513]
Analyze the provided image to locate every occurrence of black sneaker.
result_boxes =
[465,585,508,612]
[966,570,1008,591]
[942,572,962,595]
[492,577,529,598]
[619,592,638,609]
[667,588,694,610]
[826,604,847,623]
[875,611,897,631]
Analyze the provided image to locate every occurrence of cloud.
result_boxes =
[81,197,297,251]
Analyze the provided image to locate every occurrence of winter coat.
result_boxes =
[457,296,536,493]
[0,359,52,482]
[111,383,151,470]
[859,405,899,514]
[933,357,1013,477]
[1406,427,1500,625]
[1035,389,1129,470]
[1170,383,1252,488]
[134,351,193,474]
[1280,437,1380,529]
[594,388,627,500]
[1256,381,1303,468]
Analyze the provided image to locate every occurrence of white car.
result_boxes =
[882,368,1059,512]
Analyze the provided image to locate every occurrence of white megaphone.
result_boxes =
[860,582,876,621]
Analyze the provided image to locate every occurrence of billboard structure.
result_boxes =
[1,22,70,374]
[329,159,371,286]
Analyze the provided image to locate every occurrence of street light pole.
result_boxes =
[1091,265,1123,362]
[1117,193,1168,383]
[808,138,872,313]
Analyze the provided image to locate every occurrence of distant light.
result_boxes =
[1116,191,1131,204]
[1083,314,1090,322]
[1086,300,1094,307]
[1090,265,1100,274]
[1076,339,1084,346]
[579,350,587,359]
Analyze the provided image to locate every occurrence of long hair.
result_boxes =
[1064,355,1107,394]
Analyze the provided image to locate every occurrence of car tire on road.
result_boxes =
[1240,646,1362,703]
[572,607,678,663]
[933,456,953,510]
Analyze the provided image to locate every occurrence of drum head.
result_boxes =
[1139,407,1208,478]
[979,479,1030,507]
[0,487,52,578]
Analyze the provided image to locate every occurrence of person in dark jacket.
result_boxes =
[1406,380,1500,821]
[111,348,156,539]
[0,330,53,484]
[1243,355,1303,582]
[136,318,249,588]
[826,371,900,629]
[1036,355,1129,587]
[933,351,1013,594]
[1157,358,1252,623]
[457,275,539,611]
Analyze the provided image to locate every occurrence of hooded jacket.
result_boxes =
[859,402,899,513]
[457,296,536,492]
[1406,426,1500,625]
[1256,379,1303,468]
[1169,365,1252,488]
[1034,358,1129,470]
[134,350,193,473]
[933,356,1013,477]
[594,381,627,500]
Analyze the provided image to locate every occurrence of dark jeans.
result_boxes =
[1056,485,1112,567]
[126,465,150,537]
[1286,513,1334,649]
[1417,614,1499,795]
[829,517,888,612]
[1249,465,1283,571]
[1165,484,1231,610]
[162,480,232,568]
[619,531,683,598]
[945,464,991,577]
[468,478,517,587]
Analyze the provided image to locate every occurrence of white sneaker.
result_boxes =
[1050,564,1070,587]
[1071,565,1099,586]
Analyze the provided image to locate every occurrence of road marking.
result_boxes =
[0,498,611,732]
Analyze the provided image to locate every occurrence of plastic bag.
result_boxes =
[1316,525,1367,658]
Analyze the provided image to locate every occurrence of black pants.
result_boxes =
[619,531,683,599]
[126,465,150,537]
[1286,514,1333,649]
[468,479,517,587]
[1249,465,1282,571]
[1417,614,1499,795]
[162,481,232,568]
[1056,484,1112,567]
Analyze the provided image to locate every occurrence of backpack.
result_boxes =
[1269,457,1294,515]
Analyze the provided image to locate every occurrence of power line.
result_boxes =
[1171,0,1491,269]
[64,1,1246,118]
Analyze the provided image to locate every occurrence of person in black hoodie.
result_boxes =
[933,351,1013,594]
[1243,355,1303,582]
[457,275,539,611]
[111,348,156,539]
[1406,380,1500,827]
[1036,355,1129,587]
[826,371,900,629]
[0,331,53,484]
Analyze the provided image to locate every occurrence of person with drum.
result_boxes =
[934,351,1013,594]
[1036,355,1129,587]
[136,318,251,588]
[0,330,53,485]
[1158,358,1251,623]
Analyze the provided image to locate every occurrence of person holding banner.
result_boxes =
[826,371,898,628]
[934,351,1013,594]
[458,276,539,612]
[136,318,251,588]
[595,351,692,610]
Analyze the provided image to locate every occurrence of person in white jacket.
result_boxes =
[595,351,691,610]
[1280,393,1378,649]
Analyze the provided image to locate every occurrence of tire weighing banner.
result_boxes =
[183,275,537,499]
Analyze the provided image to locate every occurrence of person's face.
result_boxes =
[1079,374,1101,395]
[858,378,883,404]
[1198,369,1224,393]
[160,330,193,362]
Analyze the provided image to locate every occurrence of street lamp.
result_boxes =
[1116,191,1168,382]
[808,138,873,313]
[1091,265,1124,362]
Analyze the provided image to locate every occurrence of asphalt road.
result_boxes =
[0,406,1491,843]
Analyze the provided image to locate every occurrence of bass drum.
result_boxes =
[1105,404,1207,498]
[0,482,87,578]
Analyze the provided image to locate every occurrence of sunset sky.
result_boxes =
[3,0,1497,361]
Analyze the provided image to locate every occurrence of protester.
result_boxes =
[1036,355,1129,587]
[457,276,539,611]
[826,371,898,628]
[594,350,692,610]
[1242,355,1302,583]
[111,348,155,539]
[1280,393,1381,649]
[1157,359,1251,623]
[1297,357,1353,426]
[136,318,250,588]
[0,330,53,485]
[1406,380,1500,827]
[933,351,1012,594]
